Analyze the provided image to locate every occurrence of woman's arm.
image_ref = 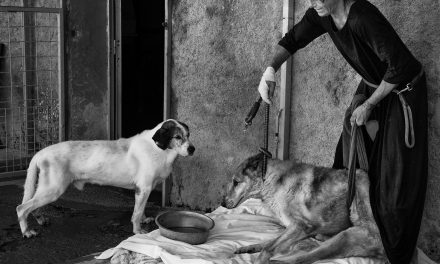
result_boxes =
[269,45,292,72]
[259,8,326,104]
[350,80,398,125]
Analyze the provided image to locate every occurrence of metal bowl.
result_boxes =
[155,210,215,245]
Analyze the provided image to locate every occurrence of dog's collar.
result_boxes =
[258,147,272,182]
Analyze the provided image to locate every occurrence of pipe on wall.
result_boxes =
[278,0,294,160]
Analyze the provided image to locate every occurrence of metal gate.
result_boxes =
[0,2,64,183]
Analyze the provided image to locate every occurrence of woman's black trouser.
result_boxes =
[332,77,428,264]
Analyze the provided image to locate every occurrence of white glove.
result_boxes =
[258,67,276,104]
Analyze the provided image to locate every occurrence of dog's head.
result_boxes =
[152,119,195,156]
[223,153,265,208]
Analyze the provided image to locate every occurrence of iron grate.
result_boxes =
[0,8,62,175]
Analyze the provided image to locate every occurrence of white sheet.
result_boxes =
[96,199,434,264]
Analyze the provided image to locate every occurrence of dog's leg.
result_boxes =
[278,226,382,264]
[131,186,152,234]
[16,184,66,238]
[235,239,275,254]
[140,214,155,224]
[17,161,70,238]
[254,222,316,264]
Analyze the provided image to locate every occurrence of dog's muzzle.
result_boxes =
[188,145,195,155]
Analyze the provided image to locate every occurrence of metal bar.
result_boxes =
[49,14,54,144]
[23,6,36,156]
[115,0,122,139]
[109,0,115,140]
[109,0,119,140]
[6,13,13,170]
[0,169,26,186]
[278,0,294,160]
[162,0,173,208]
[4,108,8,171]
[58,6,65,141]
[11,110,15,170]
[35,10,41,152]
[0,25,58,29]
[21,11,28,160]
[0,42,58,47]
[0,179,25,186]
[0,55,58,59]
[0,170,26,179]
[0,7,62,13]
[0,70,56,76]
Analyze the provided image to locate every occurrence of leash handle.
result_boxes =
[244,97,262,130]
[346,125,358,209]
[346,124,369,209]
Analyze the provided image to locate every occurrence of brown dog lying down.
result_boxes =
[224,153,386,264]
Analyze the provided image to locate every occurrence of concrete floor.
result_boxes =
[0,184,163,264]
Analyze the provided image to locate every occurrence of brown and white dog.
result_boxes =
[224,153,386,264]
[17,119,195,238]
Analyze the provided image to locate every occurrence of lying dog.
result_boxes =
[224,153,386,264]
[17,119,195,238]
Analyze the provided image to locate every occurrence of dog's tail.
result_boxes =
[22,155,39,203]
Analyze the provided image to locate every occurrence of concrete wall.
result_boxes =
[169,0,440,260]
[65,0,109,140]
[169,0,282,210]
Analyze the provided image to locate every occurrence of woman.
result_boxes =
[258,0,427,263]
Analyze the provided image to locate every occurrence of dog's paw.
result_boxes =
[141,216,155,224]
[139,229,150,234]
[22,229,38,238]
[35,215,50,226]
[133,227,149,235]
[235,244,263,254]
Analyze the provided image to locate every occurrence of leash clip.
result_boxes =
[397,83,413,95]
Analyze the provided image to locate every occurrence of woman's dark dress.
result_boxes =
[278,0,428,263]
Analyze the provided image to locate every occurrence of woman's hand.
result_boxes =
[258,67,276,104]
[350,101,375,126]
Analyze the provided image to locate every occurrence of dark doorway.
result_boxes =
[121,0,164,138]
[118,0,165,205]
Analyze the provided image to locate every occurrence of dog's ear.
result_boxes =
[249,153,264,169]
[152,124,174,150]
[242,153,264,178]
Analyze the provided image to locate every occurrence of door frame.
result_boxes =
[109,0,121,140]
[110,0,172,206]
[162,0,172,207]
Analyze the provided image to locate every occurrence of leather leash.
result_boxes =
[346,124,369,209]
[362,68,424,149]
[244,96,272,181]
[260,102,272,179]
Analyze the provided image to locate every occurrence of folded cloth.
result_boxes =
[96,199,389,264]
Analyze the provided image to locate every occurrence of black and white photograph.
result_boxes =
[0,0,439,264]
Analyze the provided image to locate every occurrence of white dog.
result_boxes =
[16,119,195,238]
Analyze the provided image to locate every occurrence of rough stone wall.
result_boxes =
[170,0,440,260]
[170,0,282,210]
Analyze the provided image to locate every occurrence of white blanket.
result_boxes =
[96,199,434,264]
